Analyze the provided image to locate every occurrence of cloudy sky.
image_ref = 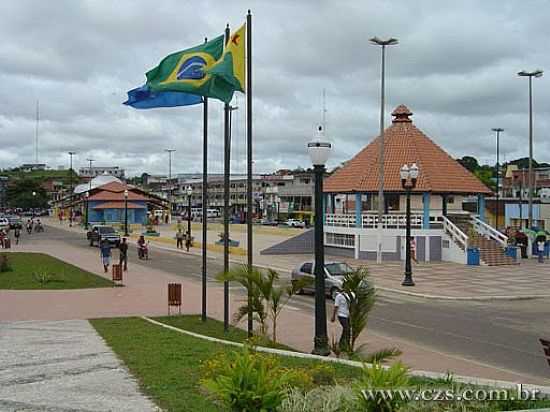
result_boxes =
[0,0,548,176]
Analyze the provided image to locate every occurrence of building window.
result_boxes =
[386,194,400,211]
[325,233,355,248]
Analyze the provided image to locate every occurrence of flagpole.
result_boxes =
[202,40,209,323]
[246,10,253,337]
[223,23,231,333]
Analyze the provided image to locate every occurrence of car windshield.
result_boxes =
[325,263,353,276]
[99,227,115,234]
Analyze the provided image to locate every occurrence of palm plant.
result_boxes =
[341,267,401,362]
[217,265,310,343]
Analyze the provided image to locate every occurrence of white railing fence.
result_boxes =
[325,214,356,228]
[472,216,508,247]
[324,213,424,229]
[325,233,355,248]
[442,215,469,250]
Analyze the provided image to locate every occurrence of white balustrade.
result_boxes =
[324,213,356,228]
[361,213,423,229]
[472,216,508,247]
[442,215,468,250]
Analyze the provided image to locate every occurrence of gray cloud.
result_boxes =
[0,0,548,177]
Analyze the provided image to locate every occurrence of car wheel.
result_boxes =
[330,287,338,301]
[292,280,303,295]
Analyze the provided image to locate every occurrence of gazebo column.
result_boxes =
[477,194,486,222]
[330,193,336,214]
[422,192,430,229]
[441,194,448,217]
[355,193,362,228]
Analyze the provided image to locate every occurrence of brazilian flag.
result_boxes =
[146,35,235,104]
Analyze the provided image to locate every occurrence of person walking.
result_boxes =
[537,239,545,263]
[99,239,112,273]
[331,287,351,351]
[0,230,5,249]
[185,230,192,252]
[176,229,184,249]
[119,237,128,271]
[14,227,20,245]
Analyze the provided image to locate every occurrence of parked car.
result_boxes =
[291,261,362,300]
[286,219,306,228]
[6,215,22,229]
[0,217,10,230]
[87,225,121,247]
[261,218,278,226]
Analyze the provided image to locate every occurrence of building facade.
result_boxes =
[79,166,125,180]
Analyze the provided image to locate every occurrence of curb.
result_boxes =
[141,316,550,396]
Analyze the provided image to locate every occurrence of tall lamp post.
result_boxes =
[124,189,129,236]
[491,128,504,230]
[517,69,543,229]
[165,149,176,222]
[186,185,192,247]
[308,125,332,356]
[84,191,89,230]
[400,163,419,287]
[68,151,76,227]
[370,36,399,264]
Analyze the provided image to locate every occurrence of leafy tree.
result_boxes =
[217,265,309,343]
[6,178,49,209]
[456,156,479,172]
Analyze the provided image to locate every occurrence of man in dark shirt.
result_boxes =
[119,237,128,271]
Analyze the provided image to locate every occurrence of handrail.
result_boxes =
[442,215,468,250]
[472,216,508,247]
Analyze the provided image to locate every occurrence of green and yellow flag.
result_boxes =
[146,35,236,103]
[208,24,246,94]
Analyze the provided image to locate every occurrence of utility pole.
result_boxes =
[86,158,95,191]
[165,149,176,220]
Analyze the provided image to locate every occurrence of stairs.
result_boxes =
[447,213,518,266]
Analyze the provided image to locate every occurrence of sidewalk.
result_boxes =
[1,227,547,386]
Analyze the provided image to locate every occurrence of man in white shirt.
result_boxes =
[331,288,351,351]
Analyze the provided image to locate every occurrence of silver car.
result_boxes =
[291,261,355,300]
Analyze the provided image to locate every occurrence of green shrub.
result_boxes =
[353,361,411,412]
[279,386,357,412]
[201,345,299,411]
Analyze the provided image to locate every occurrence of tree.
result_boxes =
[217,265,309,343]
[456,156,479,172]
[6,179,49,209]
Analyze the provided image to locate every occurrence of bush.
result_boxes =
[0,254,12,272]
[201,345,301,411]
[279,386,357,412]
[353,361,411,412]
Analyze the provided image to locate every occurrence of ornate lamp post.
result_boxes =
[491,128,504,230]
[124,189,129,236]
[84,191,89,230]
[308,125,332,356]
[400,163,419,286]
[186,185,193,245]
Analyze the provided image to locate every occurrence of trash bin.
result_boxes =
[505,245,518,261]
[467,247,480,265]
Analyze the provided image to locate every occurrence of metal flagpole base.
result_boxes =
[401,273,415,286]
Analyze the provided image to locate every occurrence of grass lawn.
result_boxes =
[91,316,550,412]
[0,252,114,289]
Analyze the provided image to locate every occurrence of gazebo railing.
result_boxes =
[324,213,423,229]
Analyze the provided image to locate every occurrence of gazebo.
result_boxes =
[323,104,494,263]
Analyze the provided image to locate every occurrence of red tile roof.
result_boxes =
[324,105,492,194]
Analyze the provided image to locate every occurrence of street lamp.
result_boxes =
[165,149,176,221]
[32,191,36,211]
[308,125,332,356]
[68,151,76,227]
[84,191,89,230]
[517,69,543,229]
[124,189,129,236]
[491,128,504,230]
[370,36,399,264]
[186,185,193,251]
[400,163,418,286]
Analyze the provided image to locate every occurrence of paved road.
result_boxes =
[23,226,550,383]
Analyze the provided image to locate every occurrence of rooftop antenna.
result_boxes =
[35,100,39,164]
